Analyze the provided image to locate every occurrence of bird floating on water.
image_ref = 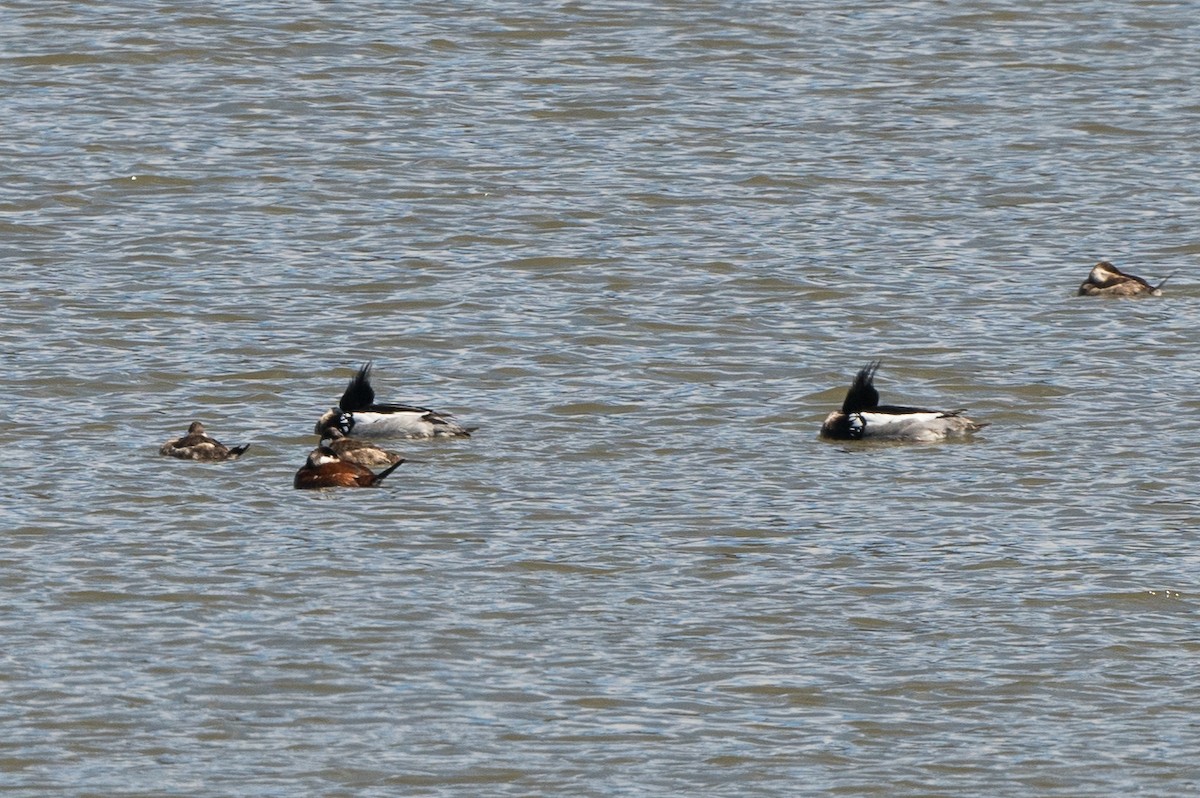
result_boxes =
[159,421,250,461]
[1078,261,1168,297]
[293,445,405,489]
[819,362,987,443]
[314,362,473,439]
[318,426,406,468]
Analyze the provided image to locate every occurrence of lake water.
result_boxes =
[3,1,1200,795]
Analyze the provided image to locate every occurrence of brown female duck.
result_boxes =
[159,421,249,461]
[1078,261,1168,297]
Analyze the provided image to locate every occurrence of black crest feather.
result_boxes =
[339,362,377,411]
[841,361,881,414]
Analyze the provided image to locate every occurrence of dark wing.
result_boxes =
[176,432,215,448]
[338,362,377,411]
[1096,266,1149,289]
[369,402,440,415]
[841,361,881,414]
[1099,273,1138,288]
[873,404,937,415]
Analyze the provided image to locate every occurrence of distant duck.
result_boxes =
[319,427,406,468]
[1078,261,1168,297]
[159,421,250,461]
[314,362,473,439]
[819,362,987,443]
[293,445,405,489]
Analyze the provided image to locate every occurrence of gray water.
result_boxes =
[3,1,1200,795]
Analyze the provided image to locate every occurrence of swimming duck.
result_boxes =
[159,421,250,461]
[1078,261,1168,297]
[314,362,473,439]
[319,427,406,468]
[293,445,405,489]
[819,362,987,443]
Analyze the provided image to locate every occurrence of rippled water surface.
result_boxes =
[3,1,1200,795]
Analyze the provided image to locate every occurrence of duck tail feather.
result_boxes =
[374,458,406,484]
